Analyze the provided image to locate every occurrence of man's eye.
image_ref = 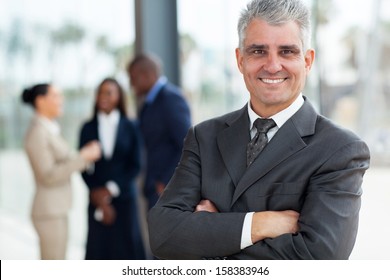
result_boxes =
[253,50,265,54]
[281,50,294,55]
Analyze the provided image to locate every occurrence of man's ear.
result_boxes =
[235,48,244,74]
[304,49,315,72]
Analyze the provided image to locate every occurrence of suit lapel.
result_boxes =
[217,105,250,187]
[91,118,99,140]
[230,99,318,207]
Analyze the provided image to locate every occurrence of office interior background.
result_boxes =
[0,0,389,259]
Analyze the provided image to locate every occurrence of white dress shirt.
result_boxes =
[97,109,120,159]
[94,110,121,221]
[240,94,304,249]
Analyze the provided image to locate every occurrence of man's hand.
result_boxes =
[251,210,300,243]
[195,199,219,213]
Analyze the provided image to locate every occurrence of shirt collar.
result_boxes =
[36,114,60,136]
[248,93,304,130]
[145,76,168,104]
[97,109,120,124]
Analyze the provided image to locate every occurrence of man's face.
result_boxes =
[236,19,314,117]
[129,66,150,97]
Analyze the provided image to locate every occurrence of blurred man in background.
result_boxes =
[127,53,191,210]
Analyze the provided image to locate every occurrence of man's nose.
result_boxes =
[263,54,283,73]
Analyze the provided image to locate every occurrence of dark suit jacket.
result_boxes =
[80,116,140,197]
[139,82,191,199]
[79,115,145,260]
[148,98,370,260]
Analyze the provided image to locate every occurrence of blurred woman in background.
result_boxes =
[22,83,101,259]
[79,78,145,259]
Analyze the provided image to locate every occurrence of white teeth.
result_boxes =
[261,78,285,84]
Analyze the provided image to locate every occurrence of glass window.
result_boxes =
[178,0,249,122]
[0,0,135,148]
[0,0,135,259]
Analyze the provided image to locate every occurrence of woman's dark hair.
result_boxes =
[93,78,127,117]
[21,83,50,108]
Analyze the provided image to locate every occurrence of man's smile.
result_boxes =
[259,78,287,84]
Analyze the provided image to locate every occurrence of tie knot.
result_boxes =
[253,118,276,133]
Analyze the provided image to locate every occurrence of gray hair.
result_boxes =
[238,0,311,51]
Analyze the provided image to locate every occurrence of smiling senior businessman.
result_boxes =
[148,0,370,260]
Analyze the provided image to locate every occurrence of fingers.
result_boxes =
[195,199,219,213]
[90,187,111,207]
[87,141,102,160]
[284,210,300,233]
[251,210,300,243]
[91,187,116,225]
[155,181,165,195]
[80,141,102,162]
[101,204,116,225]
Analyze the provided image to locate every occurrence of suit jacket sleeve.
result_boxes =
[148,127,246,259]
[79,123,96,190]
[25,123,88,187]
[149,125,370,259]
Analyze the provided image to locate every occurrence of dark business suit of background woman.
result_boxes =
[79,116,145,259]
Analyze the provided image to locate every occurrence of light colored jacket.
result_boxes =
[24,115,88,217]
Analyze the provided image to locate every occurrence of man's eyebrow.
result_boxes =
[245,44,301,51]
[245,44,269,52]
[279,44,301,51]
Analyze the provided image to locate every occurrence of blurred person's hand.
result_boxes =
[90,187,111,207]
[156,181,165,196]
[101,203,116,225]
[80,140,101,162]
